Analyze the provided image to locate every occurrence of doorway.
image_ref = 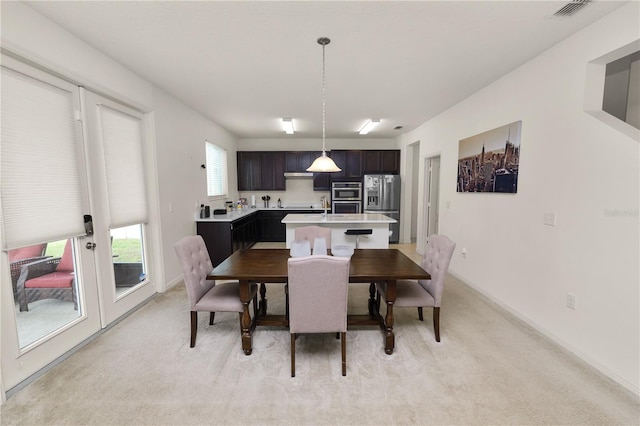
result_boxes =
[422,155,441,248]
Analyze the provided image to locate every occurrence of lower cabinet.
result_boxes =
[197,213,259,267]
[259,210,287,242]
[259,210,326,242]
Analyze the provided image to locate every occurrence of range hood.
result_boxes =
[284,172,314,178]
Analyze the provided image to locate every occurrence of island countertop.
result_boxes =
[282,213,395,249]
[281,213,397,224]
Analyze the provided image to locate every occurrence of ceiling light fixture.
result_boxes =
[307,37,341,173]
[358,119,380,135]
[282,118,294,135]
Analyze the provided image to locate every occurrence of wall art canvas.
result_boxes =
[457,120,522,193]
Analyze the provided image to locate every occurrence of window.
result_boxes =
[206,141,228,199]
[584,40,640,141]
[603,50,640,130]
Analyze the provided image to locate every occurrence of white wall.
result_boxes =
[152,88,238,287]
[399,2,639,394]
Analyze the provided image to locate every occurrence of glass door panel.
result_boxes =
[111,224,146,298]
[13,239,81,348]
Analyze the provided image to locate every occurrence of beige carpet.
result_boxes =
[2,255,639,425]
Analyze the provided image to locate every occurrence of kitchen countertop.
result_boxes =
[196,205,328,222]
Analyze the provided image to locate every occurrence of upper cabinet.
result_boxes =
[362,150,400,174]
[237,151,285,191]
[330,150,363,180]
[285,151,317,172]
[237,149,400,191]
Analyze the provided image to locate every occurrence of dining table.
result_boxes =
[207,248,430,355]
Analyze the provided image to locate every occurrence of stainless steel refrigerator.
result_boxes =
[363,174,400,243]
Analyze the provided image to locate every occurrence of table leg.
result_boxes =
[239,279,253,355]
[383,280,396,355]
[368,282,376,316]
[259,283,267,316]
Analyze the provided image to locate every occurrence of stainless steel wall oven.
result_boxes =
[331,182,362,214]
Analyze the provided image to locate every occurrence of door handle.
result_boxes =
[86,242,96,250]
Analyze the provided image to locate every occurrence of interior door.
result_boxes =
[427,157,441,237]
[1,56,101,390]
[421,155,441,253]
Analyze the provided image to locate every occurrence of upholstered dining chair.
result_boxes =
[294,225,331,253]
[16,240,75,312]
[279,225,334,319]
[174,235,258,348]
[375,234,456,342]
[288,255,350,377]
[8,243,48,297]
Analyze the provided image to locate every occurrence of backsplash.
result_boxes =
[239,178,329,208]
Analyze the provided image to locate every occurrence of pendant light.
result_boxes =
[307,37,341,173]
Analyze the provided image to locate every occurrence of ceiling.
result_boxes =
[25,1,626,139]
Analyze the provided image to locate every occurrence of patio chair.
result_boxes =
[16,240,76,312]
[8,243,48,297]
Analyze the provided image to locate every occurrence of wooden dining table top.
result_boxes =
[208,248,430,282]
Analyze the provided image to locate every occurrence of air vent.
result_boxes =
[552,0,591,17]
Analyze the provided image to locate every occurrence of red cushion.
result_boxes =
[56,240,74,272]
[25,271,73,288]
[8,244,46,262]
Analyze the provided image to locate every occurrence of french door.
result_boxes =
[1,57,155,392]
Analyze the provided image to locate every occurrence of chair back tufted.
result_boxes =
[288,255,349,334]
[294,226,331,251]
[419,234,456,307]
[175,235,216,310]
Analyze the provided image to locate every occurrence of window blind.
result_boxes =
[1,64,85,249]
[96,104,148,228]
[206,142,228,198]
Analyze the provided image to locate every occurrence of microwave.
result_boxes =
[332,182,362,201]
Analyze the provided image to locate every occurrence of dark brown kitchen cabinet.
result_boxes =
[261,152,285,190]
[362,150,400,174]
[330,150,363,180]
[258,210,287,242]
[237,151,285,191]
[258,209,326,242]
[197,213,259,267]
[285,151,316,172]
[313,172,330,191]
[284,151,329,191]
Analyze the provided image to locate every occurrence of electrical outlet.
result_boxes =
[169,202,174,213]
[566,293,577,310]
[461,248,467,258]
[446,201,451,209]
[544,212,557,226]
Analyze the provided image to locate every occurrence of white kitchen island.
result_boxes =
[282,213,397,249]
